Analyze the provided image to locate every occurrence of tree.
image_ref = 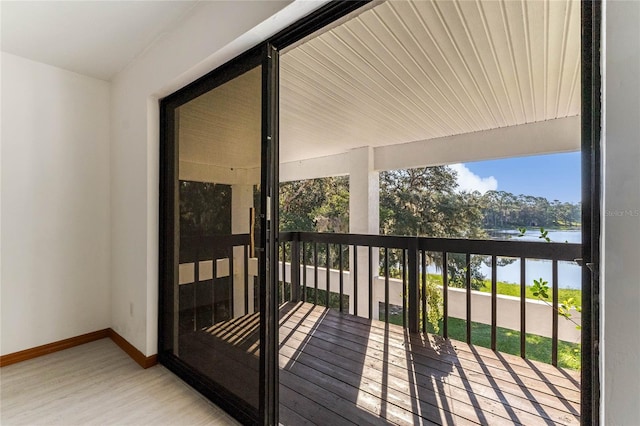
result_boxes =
[280,177,349,269]
[380,167,491,286]
[379,166,486,239]
[280,176,349,233]
[179,180,231,236]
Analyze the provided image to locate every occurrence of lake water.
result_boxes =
[427,230,583,290]
[488,229,581,244]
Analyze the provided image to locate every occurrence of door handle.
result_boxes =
[574,258,596,272]
[249,207,255,258]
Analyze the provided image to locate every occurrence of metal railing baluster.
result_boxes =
[466,253,471,344]
[552,260,559,366]
[314,242,318,305]
[520,257,526,358]
[491,255,497,351]
[368,246,373,320]
[443,251,448,338]
[325,243,330,308]
[302,241,307,303]
[339,244,344,313]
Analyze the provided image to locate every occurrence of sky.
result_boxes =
[450,152,582,203]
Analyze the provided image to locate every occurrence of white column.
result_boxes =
[348,147,379,319]
[232,184,254,317]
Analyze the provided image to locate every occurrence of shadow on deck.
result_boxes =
[181,301,580,425]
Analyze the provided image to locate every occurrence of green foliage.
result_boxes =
[279,282,349,310]
[379,166,490,294]
[278,167,583,366]
[179,181,231,236]
[531,277,550,299]
[304,287,349,310]
[519,228,581,330]
[380,167,486,239]
[284,242,349,272]
[425,276,443,333]
[538,227,551,242]
[516,226,552,241]
[530,277,581,330]
[446,254,487,291]
[379,275,442,332]
[279,177,349,233]
[558,298,576,318]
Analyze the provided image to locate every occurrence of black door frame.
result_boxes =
[580,1,602,425]
[158,1,602,424]
[158,43,279,425]
[260,42,279,426]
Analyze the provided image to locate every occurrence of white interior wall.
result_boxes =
[0,53,111,355]
[109,0,326,356]
[602,0,640,423]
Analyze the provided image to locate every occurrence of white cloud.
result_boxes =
[449,163,498,194]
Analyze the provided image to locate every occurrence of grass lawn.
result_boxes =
[426,273,582,307]
[484,281,582,308]
[443,317,581,370]
[385,310,581,370]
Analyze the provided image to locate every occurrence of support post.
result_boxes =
[232,184,254,317]
[348,147,379,319]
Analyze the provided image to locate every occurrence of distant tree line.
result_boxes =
[481,190,580,229]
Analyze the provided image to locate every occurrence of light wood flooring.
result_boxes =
[0,338,239,426]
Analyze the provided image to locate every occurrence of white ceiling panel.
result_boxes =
[179,67,262,170]
[280,0,581,163]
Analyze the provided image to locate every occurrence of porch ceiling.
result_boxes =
[179,67,262,171]
[280,0,581,164]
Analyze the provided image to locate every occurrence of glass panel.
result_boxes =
[175,65,262,411]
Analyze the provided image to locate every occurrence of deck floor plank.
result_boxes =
[285,303,580,395]
[279,322,578,425]
[280,302,580,425]
[280,306,581,411]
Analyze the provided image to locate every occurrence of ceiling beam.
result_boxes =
[374,116,580,172]
[280,152,350,182]
[279,116,580,182]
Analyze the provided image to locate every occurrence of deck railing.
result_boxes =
[279,231,581,366]
[177,232,581,366]
[178,234,254,327]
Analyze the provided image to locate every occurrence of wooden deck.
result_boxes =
[188,301,580,425]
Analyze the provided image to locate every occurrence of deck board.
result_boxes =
[186,301,580,425]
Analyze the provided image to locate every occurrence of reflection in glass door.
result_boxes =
[159,45,277,424]
[176,65,262,410]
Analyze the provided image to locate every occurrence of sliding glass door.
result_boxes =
[159,44,279,425]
